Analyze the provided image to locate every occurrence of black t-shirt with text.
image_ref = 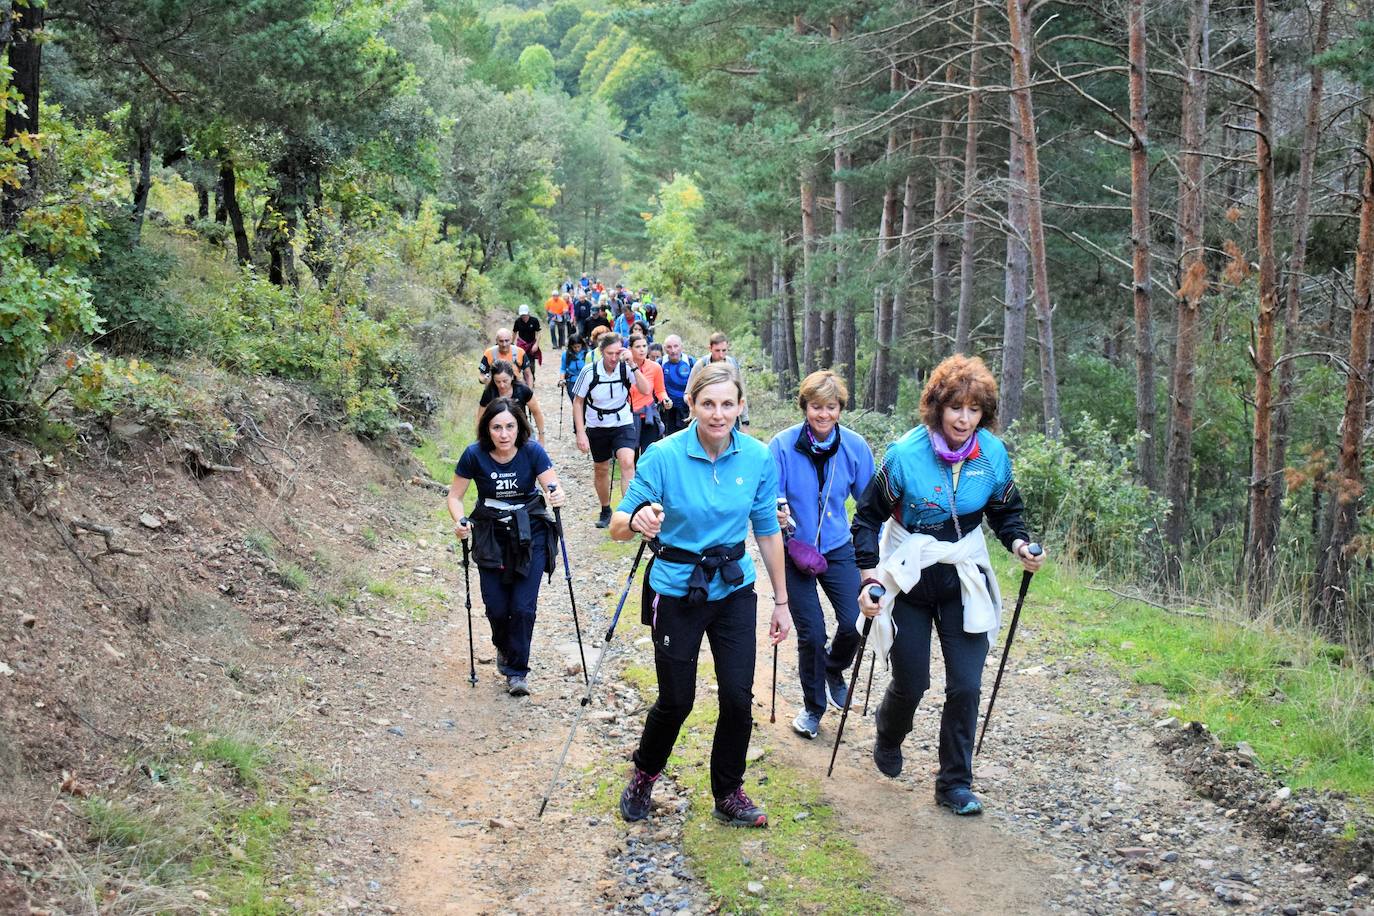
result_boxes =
[455,440,552,502]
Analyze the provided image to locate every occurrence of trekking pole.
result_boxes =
[861,651,876,717]
[460,521,477,687]
[538,525,654,817]
[977,543,1043,755]
[827,585,882,778]
[769,644,778,724]
[769,496,788,727]
[547,485,588,685]
[558,381,564,437]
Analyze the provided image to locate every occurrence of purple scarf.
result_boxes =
[929,426,977,464]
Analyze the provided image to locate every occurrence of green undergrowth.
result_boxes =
[1023,559,1374,800]
[414,371,484,484]
[64,729,319,913]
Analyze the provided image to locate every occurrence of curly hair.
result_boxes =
[919,354,999,432]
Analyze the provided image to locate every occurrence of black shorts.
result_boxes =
[587,424,637,463]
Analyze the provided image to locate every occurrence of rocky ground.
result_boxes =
[2,355,1371,915]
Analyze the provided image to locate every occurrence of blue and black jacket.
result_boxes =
[851,425,1027,604]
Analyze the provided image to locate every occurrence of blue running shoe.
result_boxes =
[826,673,849,710]
[935,787,984,816]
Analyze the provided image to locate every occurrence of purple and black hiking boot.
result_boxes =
[619,766,659,822]
[712,786,767,828]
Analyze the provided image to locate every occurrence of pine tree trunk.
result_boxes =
[889,121,921,407]
[801,168,820,369]
[873,69,901,411]
[831,17,855,394]
[131,113,154,243]
[955,6,983,356]
[782,250,799,387]
[219,154,252,266]
[2,0,41,230]
[832,149,855,389]
[1001,94,1030,430]
[1248,0,1279,606]
[1128,0,1157,490]
[1164,0,1211,584]
[1270,0,1334,550]
[1007,0,1061,437]
[1312,109,1374,640]
[931,68,956,360]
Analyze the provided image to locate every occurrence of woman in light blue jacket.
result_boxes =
[768,370,875,740]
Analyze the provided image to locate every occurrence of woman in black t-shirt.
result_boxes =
[448,398,567,696]
[477,360,546,442]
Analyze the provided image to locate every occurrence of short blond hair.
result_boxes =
[797,370,848,411]
[686,360,743,405]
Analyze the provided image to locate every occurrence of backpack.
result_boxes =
[583,359,633,421]
[484,345,526,370]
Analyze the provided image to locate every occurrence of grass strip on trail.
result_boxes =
[587,618,902,912]
[1023,560,1374,801]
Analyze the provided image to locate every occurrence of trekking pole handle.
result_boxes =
[1023,542,1043,558]
[866,584,885,603]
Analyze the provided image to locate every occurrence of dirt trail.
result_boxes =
[334,342,1362,915]
[350,350,1057,915]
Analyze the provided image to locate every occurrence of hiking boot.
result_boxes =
[873,738,903,778]
[712,787,767,828]
[506,675,530,697]
[826,672,849,710]
[791,710,820,740]
[935,786,984,816]
[619,766,658,822]
[595,506,612,528]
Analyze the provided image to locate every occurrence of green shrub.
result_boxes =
[200,271,426,437]
[1009,414,1167,573]
[85,218,179,354]
[0,102,118,420]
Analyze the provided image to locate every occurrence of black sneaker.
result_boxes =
[712,787,767,828]
[873,739,903,778]
[595,506,612,528]
[935,786,984,816]
[619,766,658,822]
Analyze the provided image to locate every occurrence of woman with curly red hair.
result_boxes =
[850,354,1046,815]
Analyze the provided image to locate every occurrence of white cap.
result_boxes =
[518,304,529,315]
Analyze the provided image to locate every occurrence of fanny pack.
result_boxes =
[784,452,836,576]
[785,537,828,576]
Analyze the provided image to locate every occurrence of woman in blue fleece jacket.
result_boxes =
[768,370,875,741]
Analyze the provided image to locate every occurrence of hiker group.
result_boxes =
[446,276,1048,830]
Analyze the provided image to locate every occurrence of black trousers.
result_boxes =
[633,585,757,800]
[875,593,990,793]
